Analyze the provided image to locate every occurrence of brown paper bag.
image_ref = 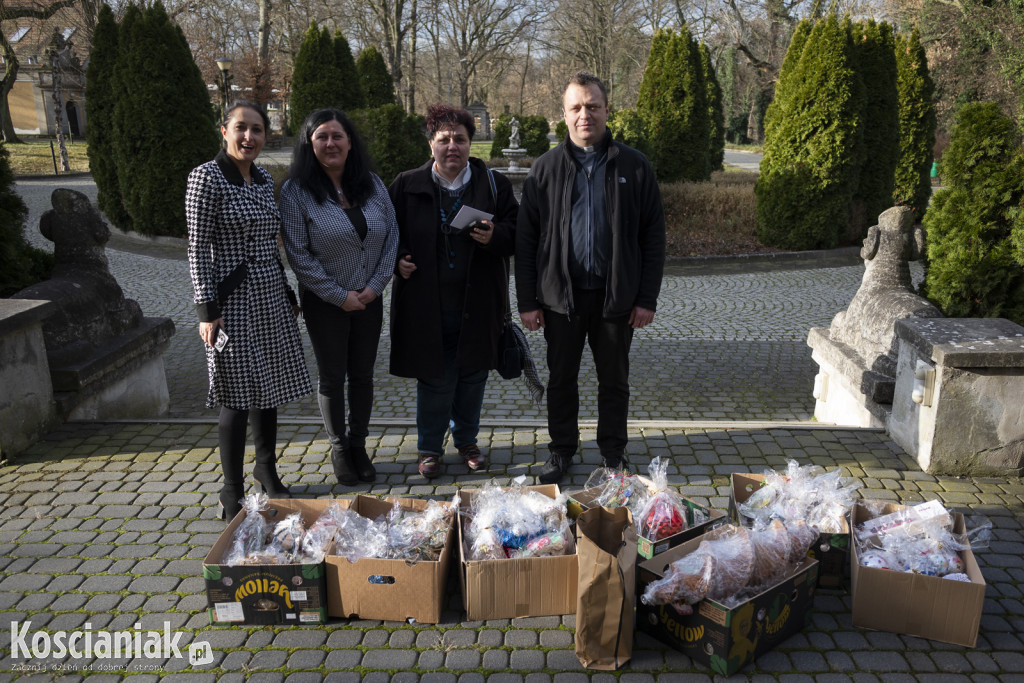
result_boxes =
[575,505,637,670]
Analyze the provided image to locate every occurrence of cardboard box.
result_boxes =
[567,484,727,559]
[204,498,335,625]
[325,495,456,623]
[850,500,986,647]
[457,484,578,621]
[730,472,850,587]
[637,532,819,676]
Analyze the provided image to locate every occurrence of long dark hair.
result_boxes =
[289,108,375,206]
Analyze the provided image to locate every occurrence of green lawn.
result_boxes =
[5,138,90,175]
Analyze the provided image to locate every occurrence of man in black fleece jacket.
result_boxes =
[516,70,666,484]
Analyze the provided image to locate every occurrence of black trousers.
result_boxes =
[543,288,633,458]
[302,290,383,448]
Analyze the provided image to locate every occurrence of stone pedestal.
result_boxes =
[0,300,58,459]
[52,317,175,421]
[889,318,1024,476]
[807,326,889,428]
[497,147,529,201]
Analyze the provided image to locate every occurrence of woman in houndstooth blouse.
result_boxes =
[186,102,312,521]
[280,109,399,486]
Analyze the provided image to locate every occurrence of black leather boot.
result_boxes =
[348,445,377,482]
[252,407,291,498]
[318,393,357,485]
[218,407,248,520]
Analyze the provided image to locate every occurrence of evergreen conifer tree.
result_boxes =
[923,102,1024,323]
[85,3,131,231]
[333,31,366,111]
[349,105,427,184]
[607,109,651,159]
[636,27,710,182]
[111,2,219,237]
[356,46,396,107]
[290,23,343,129]
[0,142,52,296]
[755,15,864,250]
[850,19,899,238]
[700,42,726,172]
[893,29,936,221]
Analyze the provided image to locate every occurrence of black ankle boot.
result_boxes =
[219,485,244,521]
[253,463,291,498]
[332,446,358,486]
[348,446,377,482]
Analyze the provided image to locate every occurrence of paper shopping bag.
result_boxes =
[575,505,637,670]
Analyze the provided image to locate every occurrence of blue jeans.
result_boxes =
[416,309,488,455]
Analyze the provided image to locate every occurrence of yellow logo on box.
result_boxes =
[659,608,705,642]
[234,577,294,609]
[765,603,790,636]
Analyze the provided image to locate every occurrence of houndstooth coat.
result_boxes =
[186,151,312,410]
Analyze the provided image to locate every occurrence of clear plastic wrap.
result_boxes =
[463,478,572,561]
[737,460,858,534]
[637,457,688,541]
[855,501,990,578]
[332,507,388,562]
[302,501,348,562]
[584,468,650,513]
[641,524,755,611]
[748,519,793,587]
[385,499,454,561]
[268,512,305,556]
[223,493,271,566]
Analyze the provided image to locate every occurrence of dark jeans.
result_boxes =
[302,290,383,448]
[416,308,488,455]
[543,288,633,458]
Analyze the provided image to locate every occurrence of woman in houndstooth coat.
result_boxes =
[186,102,312,521]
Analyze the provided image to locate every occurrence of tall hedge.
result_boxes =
[356,46,396,108]
[922,102,1024,323]
[636,27,710,182]
[893,29,936,221]
[755,15,864,250]
[607,108,651,158]
[349,105,427,185]
[85,3,131,231]
[290,24,344,130]
[111,2,219,237]
[850,19,899,238]
[333,31,366,111]
[0,142,52,296]
[700,43,726,172]
[489,113,549,158]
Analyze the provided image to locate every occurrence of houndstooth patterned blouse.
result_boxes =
[186,151,312,410]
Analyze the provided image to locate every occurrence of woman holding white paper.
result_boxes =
[388,103,518,479]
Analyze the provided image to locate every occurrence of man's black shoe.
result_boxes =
[603,454,624,470]
[538,452,571,484]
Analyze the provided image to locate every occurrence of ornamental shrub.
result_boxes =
[637,27,710,182]
[0,142,52,296]
[334,32,366,111]
[111,2,219,237]
[85,3,132,231]
[922,102,1024,323]
[356,46,396,107]
[290,24,344,130]
[850,19,899,239]
[349,104,428,184]
[607,109,651,158]
[489,113,550,158]
[893,29,936,221]
[756,15,864,250]
[700,43,726,171]
[554,120,567,141]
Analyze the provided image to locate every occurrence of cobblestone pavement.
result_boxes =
[5,177,1021,681]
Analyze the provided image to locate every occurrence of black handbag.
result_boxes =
[497,314,525,380]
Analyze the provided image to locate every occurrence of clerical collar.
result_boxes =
[432,163,472,191]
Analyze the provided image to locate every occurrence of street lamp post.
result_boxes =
[215,57,233,122]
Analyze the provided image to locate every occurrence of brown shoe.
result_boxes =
[418,453,441,479]
[458,444,486,471]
